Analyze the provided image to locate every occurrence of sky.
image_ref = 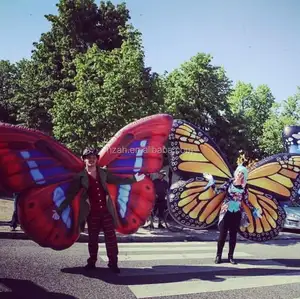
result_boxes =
[0,0,299,103]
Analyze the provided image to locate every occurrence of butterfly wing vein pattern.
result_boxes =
[168,120,300,241]
[238,154,300,241]
[168,120,232,229]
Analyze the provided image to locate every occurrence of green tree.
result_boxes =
[51,29,163,153]
[281,89,300,119]
[228,81,275,158]
[260,88,300,155]
[228,81,253,114]
[13,59,54,133]
[164,53,232,128]
[0,60,19,124]
[163,53,245,166]
[14,0,130,134]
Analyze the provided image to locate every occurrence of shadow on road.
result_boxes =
[61,265,225,284]
[240,258,300,268]
[0,278,78,299]
[61,261,300,286]
[249,237,300,247]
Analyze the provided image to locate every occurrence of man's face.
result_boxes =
[83,154,98,167]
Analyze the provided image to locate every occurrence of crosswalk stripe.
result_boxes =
[116,241,213,247]
[101,251,252,261]
[129,272,300,298]
[101,246,216,252]
[99,242,253,261]
[94,241,299,298]
[94,241,300,298]
[120,261,287,277]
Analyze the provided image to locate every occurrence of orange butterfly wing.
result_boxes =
[168,120,233,228]
[168,178,227,229]
[238,154,300,241]
[168,120,232,180]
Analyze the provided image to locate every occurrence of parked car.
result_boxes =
[280,201,300,230]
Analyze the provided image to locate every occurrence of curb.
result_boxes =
[0,231,217,243]
[78,233,219,243]
[1,230,300,243]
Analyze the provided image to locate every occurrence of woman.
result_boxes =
[204,165,262,265]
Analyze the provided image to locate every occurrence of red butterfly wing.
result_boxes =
[98,114,173,174]
[0,123,84,193]
[107,176,155,234]
[97,114,173,234]
[18,180,86,250]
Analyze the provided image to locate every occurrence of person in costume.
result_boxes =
[204,165,262,265]
[82,147,145,273]
[167,119,293,267]
[0,114,173,252]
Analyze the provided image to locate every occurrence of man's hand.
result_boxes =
[135,173,145,182]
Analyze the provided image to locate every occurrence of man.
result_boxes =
[82,147,144,273]
[152,169,169,229]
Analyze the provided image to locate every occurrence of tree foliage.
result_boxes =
[0,60,19,124]
[163,53,246,166]
[13,0,130,135]
[51,29,163,153]
[1,0,299,164]
[13,59,54,133]
[164,53,232,127]
[260,88,300,155]
[228,81,275,158]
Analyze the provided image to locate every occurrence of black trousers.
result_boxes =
[217,211,241,257]
[154,198,166,220]
[10,194,19,229]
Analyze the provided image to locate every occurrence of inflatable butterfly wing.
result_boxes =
[167,119,233,229]
[167,120,289,242]
[0,123,87,250]
[98,114,173,234]
[239,153,300,241]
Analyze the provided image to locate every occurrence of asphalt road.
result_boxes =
[1,239,300,299]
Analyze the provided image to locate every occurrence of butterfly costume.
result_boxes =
[167,119,300,243]
[0,114,173,250]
